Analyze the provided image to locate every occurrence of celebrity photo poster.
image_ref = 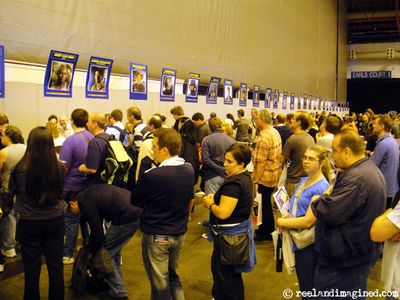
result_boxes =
[239,83,248,107]
[160,68,176,102]
[253,85,260,107]
[282,92,288,110]
[224,79,233,105]
[0,45,4,98]
[265,88,272,108]
[290,93,295,110]
[44,50,79,97]
[206,77,221,104]
[130,63,147,100]
[85,56,113,99]
[186,72,200,103]
[273,89,279,109]
[303,94,308,110]
[298,95,303,110]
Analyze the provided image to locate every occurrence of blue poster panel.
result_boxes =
[303,94,308,110]
[297,95,302,110]
[224,79,233,105]
[0,45,4,98]
[239,83,248,107]
[186,72,200,103]
[85,56,113,99]
[160,68,176,102]
[273,89,279,109]
[290,93,295,110]
[130,63,148,100]
[44,50,79,97]
[282,92,288,110]
[265,88,272,108]
[253,85,260,107]
[206,77,221,104]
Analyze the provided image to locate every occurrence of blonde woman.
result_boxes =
[277,145,332,296]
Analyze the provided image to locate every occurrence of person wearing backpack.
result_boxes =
[135,115,163,182]
[59,108,93,265]
[105,109,127,145]
[79,113,110,185]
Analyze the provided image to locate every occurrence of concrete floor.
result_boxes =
[0,204,385,300]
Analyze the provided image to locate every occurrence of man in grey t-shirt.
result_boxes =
[282,112,315,197]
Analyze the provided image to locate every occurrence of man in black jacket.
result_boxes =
[70,184,142,300]
[311,130,386,297]
[132,128,194,300]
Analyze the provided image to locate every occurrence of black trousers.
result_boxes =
[255,184,275,239]
[17,215,65,300]
[211,238,244,300]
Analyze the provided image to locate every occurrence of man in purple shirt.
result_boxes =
[59,108,93,264]
[371,114,399,208]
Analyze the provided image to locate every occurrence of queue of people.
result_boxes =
[0,106,398,300]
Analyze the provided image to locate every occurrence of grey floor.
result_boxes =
[0,204,385,300]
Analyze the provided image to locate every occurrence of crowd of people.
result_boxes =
[0,105,399,300]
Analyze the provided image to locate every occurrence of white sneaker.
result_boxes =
[63,256,75,265]
[1,248,16,258]
[0,264,4,272]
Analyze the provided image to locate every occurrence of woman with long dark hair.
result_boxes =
[9,126,65,300]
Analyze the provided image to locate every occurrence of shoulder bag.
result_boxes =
[288,182,315,249]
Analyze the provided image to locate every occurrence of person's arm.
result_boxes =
[203,194,238,220]
[78,164,96,174]
[370,208,400,242]
[201,139,224,174]
[370,142,384,167]
[131,173,151,207]
[277,195,320,229]
[311,176,363,225]
[0,149,8,176]
[79,140,100,174]
[83,207,105,256]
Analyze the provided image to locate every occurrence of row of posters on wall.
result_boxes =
[0,47,349,111]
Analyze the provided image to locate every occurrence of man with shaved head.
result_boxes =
[79,112,110,185]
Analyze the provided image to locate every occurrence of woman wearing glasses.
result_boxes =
[277,145,332,296]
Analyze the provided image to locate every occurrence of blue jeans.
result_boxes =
[103,221,139,298]
[0,209,16,250]
[142,233,185,300]
[63,208,89,257]
[314,260,376,300]
[205,176,225,194]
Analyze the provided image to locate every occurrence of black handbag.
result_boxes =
[218,232,250,265]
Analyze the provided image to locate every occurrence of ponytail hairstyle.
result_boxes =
[308,145,333,184]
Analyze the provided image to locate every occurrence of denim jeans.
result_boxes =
[63,208,89,257]
[17,215,65,300]
[103,221,139,298]
[314,260,376,300]
[0,209,16,250]
[205,176,225,194]
[142,233,185,300]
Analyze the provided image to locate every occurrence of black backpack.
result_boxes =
[97,135,133,188]
[108,125,126,143]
